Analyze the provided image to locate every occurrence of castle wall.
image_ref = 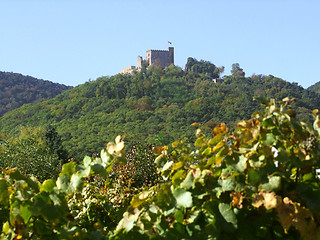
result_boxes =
[120,66,136,74]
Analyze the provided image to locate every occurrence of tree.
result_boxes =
[0,126,66,182]
[185,57,222,78]
[45,125,69,163]
[231,63,245,77]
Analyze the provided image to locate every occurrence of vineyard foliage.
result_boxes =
[1,98,320,239]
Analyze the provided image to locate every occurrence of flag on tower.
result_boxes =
[168,41,172,45]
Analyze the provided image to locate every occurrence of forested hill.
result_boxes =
[0,65,319,160]
[0,71,72,116]
[308,81,320,94]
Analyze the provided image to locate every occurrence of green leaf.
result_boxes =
[172,170,186,186]
[91,163,106,175]
[70,174,82,192]
[260,175,281,191]
[202,147,212,156]
[218,203,237,228]
[174,209,184,223]
[173,188,193,208]
[56,174,70,193]
[172,161,184,171]
[247,169,261,185]
[0,180,9,205]
[235,155,247,172]
[161,161,173,172]
[100,149,111,164]
[263,133,276,146]
[60,162,76,176]
[20,204,32,223]
[2,221,10,235]
[218,178,235,192]
[180,171,194,189]
[131,195,145,208]
[194,137,205,147]
[40,179,56,192]
[83,155,92,168]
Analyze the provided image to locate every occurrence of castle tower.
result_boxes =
[137,56,143,69]
[146,47,174,68]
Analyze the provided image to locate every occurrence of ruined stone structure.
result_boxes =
[121,47,174,74]
[120,66,136,74]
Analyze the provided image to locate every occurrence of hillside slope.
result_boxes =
[308,81,320,94]
[0,66,319,160]
[0,71,72,116]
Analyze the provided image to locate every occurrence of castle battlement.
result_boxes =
[148,49,171,52]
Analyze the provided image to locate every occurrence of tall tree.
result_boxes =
[231,63,245,77]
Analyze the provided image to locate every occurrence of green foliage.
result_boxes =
[308,81,320,94]
[0,71,72,117]
[111,143,160,188]
[0,126,68,182]
[231,63,245,77]
[1,99,320,239]
[185,57,223,78]
[1,64,320,161]
[113,98,320,239]
[44,125,69,163]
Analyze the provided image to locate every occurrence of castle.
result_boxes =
[121,47,174,74]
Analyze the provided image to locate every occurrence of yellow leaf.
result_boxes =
[191,122,201,127]
[172,141,180,148]
[172,161,184,170]
[276,197,317,238]
[282,97,290,102]
[231,191,243,209]
[313,109,318,115]
[262,191,278,210]
[252,191,279,210]
[212,123,228,136]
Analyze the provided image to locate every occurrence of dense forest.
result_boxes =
[308,81,320,94]
[0,71,72,116]
[0,60,320,161]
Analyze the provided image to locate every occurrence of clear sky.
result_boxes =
[1,0,319,88]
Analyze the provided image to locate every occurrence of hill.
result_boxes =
[0,65,319,160]
[308,81,320,94]
[0,71,72,116]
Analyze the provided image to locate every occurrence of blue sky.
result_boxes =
[1,0,319,88]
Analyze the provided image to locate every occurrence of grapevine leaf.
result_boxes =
[260,176,281,191]
[70,174,82,192]
[161,161,173,172]
[83,156,92,168]
[60,162,76,176]
[218,178,235,192]
[40,179,56,193]
[247,169,261,185]
[180,171,194,189]
[0,180,9,205]
[172,161,184,171]
[218,203,237,228]
[100,149,111,164]
[20,204,32,223]
[173,188,193,208]
[56,174,70,193]
[174,209,184,223]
